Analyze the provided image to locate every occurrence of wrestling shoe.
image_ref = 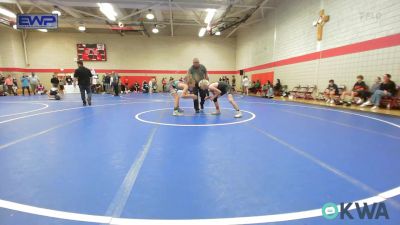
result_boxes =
[234,111,242,118]
[172,110,183,116]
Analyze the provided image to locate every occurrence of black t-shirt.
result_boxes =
[104,75,111,83]
[380,81,397,96]
[274,82,282,91]
[328,83,339,95]
[51,77,59,85]
[66,77,73,84]
[74,66,93,86]
[353,81,367,91]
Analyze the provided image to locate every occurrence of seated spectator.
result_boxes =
[254,80,261,92]
[339,75,367,105]
[358,77,381,103]
[262,83,268,96]
[273,79,282,96]
[248,81,255,93]
[249,80,260,93]
[361,74,397,110]
[121,84,126,94]
[324,79,339,104]
[262,81,274,98]
[66,76,73,85]
[95,84,102,94]
[132,82,140,92]
[152,80,158,93]
[48,87,61,100]
[142,81,149,93]
[37,83,46,95]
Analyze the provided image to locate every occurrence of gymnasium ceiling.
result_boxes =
[0,0,277,37]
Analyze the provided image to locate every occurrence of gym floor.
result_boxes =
[0,93,399,225]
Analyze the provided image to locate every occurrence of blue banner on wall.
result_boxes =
[17,14,58,29]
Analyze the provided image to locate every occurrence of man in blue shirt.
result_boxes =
[21,74,31,96]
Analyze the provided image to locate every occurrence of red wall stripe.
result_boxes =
[320,33,400,59]
[1,33,399,75]
[243,33,400,72]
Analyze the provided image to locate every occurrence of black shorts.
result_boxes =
[213,85,231,102]
[50,90,58,95]
[220,84,231,96]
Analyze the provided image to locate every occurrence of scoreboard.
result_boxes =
[77,43,107,61]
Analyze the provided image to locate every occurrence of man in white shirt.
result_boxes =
[29,73,40,95]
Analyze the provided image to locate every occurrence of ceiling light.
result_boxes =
[98,3,117,21]
[198,27,206,37]
[204,9,216,24]
[215,31,221,36]
[0,6,16,18]
[38,29,48,32]
[12,24,17,29]
[52,6,61,16]
[152,26,159,33]
[78,25,86,31]
[146,9,155,20]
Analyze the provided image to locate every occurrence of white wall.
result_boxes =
[236,0,400,91]
[0,28,236,88]
[24,32,236,71]
[0,26,25,68]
